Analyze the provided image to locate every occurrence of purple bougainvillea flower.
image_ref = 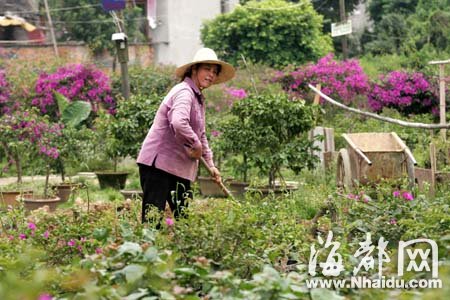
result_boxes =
[393,190,401,197]
[19,233,26,240]
[43,231,49,239]
[67,239,76,247]
[28,222,37,231]
[402,192,414,201]
[95,247,103,254]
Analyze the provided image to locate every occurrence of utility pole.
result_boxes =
[43,0,59,57]
[339,0,348,59]
[429,59,450,140]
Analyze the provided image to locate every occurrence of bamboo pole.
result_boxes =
[308,84,450,129]
[43,0,59,57]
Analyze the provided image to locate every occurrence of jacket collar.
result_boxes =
[184,77,204,103]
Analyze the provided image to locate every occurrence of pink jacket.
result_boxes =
[136,77,215,181]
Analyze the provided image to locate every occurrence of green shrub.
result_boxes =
[111,65,176,98]
[219,92,319,186]
[201,0,332,67]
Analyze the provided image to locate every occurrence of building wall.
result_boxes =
[0,42,154,72]
[150,0,238,67]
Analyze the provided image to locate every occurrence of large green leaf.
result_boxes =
[54,90,92,126]
[61,101,92,127]
[54,91,69,115]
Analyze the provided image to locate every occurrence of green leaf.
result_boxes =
[123,288,152,300]
[92,227,110,242]
[54,91,69,115]
[62,101,92,127]
[121,264,147,283]
[117,242,142,257]
[310,289,345,300]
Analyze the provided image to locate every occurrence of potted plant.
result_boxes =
[0,107,63,207]
[94,93,161,189]
[221,92,319,194]
[49,92,93,200]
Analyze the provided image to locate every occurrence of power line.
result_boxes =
[50,17,148,25]
[4,3,102,15]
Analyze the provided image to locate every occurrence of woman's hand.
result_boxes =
[210,167,221,183]
[188,146,202,159]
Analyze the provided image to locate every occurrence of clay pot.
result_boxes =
[95,171,129,189]
[0,190,33,208]
[22,194,61,212]
[52,183,80,202]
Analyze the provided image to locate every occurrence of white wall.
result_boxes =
[151,0,238,67]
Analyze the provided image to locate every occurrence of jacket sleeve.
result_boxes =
[167,88,202,152]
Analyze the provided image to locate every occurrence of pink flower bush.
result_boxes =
[368,71,438,115]
[226,87,247,100]
[392,190,414,201]
[0,109,62,160]
[274,53,370,105]
[32,64,115,117]
[0,69,11,114]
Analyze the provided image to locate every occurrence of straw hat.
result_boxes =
[175,48,235,84]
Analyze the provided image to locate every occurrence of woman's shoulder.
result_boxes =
[168,81,195,98]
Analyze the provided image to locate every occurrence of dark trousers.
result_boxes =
[138,163,192,223]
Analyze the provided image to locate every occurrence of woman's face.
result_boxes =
[192,63,219,90]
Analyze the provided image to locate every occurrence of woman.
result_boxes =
[137,48,235,223]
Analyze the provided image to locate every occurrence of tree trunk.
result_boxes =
[14,152,22,184]
[44,163,50,198]
[269,168,276,189]
[243,154,248,182]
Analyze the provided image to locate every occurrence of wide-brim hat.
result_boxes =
[175,48,235,84]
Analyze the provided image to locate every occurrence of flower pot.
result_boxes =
[52,183,80,202]
[245,182,298,197]
[197,176,227,197]
[22,194,61,212]
[0,190,33,208]
[225,180,249,196]
[120,189,143,200]
[95,171,129,189]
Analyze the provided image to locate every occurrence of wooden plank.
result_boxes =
[324,127,335,152]
[391,132,417,165]
[343,134,372,165]
[313,84,321,105]
[430,143,437,193]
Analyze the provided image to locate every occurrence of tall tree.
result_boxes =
[42,0,144,54]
